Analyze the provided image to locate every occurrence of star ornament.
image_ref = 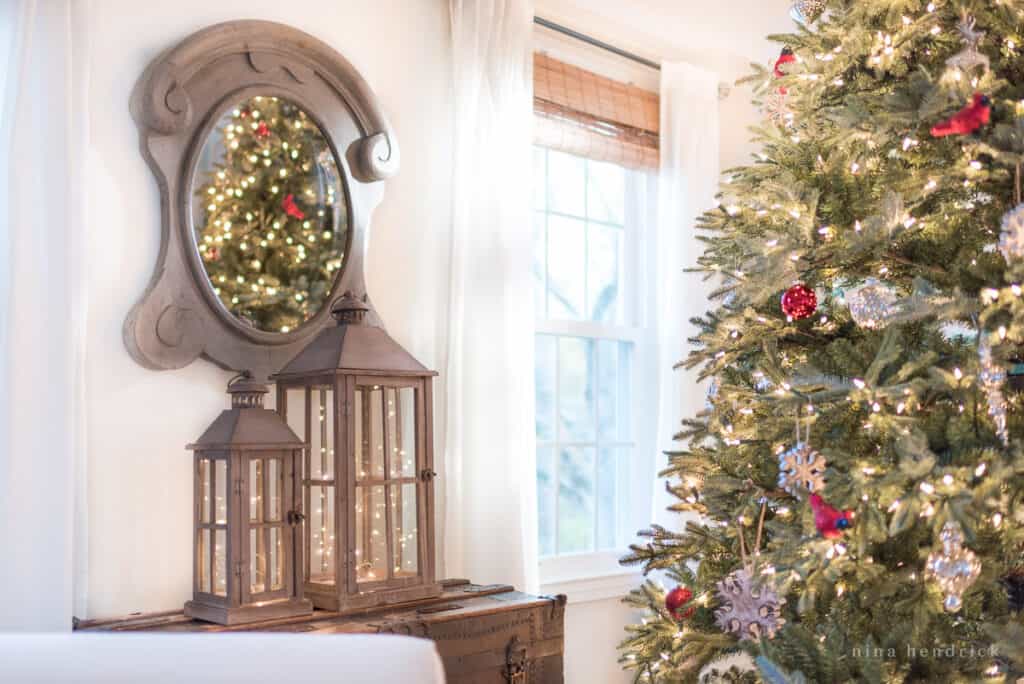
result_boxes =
[946,14,990,74]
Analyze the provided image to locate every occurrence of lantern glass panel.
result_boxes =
[309,387,335,480]
[198,528,211,593]
[355,387,386,481]
[308,484,336,584]
[250,460,264,522]
[355,484,387,582]
[386,387,416,478]
[251,528,266,594]
[269,527,284,590]
[268,457,282,521]
[392,482,418,577]
[199,458,212,523]
[213,528,227,596]
[214,460,228,524]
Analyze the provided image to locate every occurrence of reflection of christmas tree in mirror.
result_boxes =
[192,95,348,333]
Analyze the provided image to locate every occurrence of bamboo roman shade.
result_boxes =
[533,52,659,170]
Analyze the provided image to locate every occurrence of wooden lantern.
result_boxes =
[185,375,313,625]
[273,293,441,612]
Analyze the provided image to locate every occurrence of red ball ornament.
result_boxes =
[781,283,817,320]
[665,586,695,619]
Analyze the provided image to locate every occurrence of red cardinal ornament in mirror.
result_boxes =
[774,47,796,94]
[809,494,853,539]
[781,284,817,320]
[665,586,695,619]
[930,93,990,137]
[256,120,270,139]
[282,193,305,220]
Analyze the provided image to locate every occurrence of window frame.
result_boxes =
[533,146,657,598]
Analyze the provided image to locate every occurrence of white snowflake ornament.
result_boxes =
[714,567,785,641]
[777,442,826,495]
[999,203,1024,263]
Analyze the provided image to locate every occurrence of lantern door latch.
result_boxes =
[287,510,306,526]
[419,468,437,482]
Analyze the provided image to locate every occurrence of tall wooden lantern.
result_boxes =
[186,375,314,625]
[273,293,441,612]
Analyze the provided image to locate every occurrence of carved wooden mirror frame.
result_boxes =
[125,20,397,379]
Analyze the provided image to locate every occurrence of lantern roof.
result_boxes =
[188,375,303,450]
[273,293,435,378]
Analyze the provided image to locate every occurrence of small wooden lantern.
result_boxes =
[273,293,441,612]
[185,375,313,625]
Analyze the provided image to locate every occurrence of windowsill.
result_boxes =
[539,551,642,604]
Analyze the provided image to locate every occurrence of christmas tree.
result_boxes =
[194,95,346,333]
[620,1,1024,681]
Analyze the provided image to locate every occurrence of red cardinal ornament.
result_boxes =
[207,246,220,261]
[781,284,817,320]
[665,586,695,619]
[809,494,853,540]
[774,47,796,94]
[282,194,305,220]
[930,93,991,138]
[256,120,270,139]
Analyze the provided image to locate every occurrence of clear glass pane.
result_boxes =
[586,159,626,224]
[309,387,335,480]
[355,485,387,582]
[537,446,555,557]
[198,528,211,593]
[587,224,622,323]
[534,211,546,317]
[249,459,263,522]
[199,458,211,524]
[250,527,266,594]
[547,150,585,217]
[597,448,617,550]
[267,458,282,521]
[547,214,585,320]
[214,460,228,525]
[558,337,595,442]
[308,485,335,584]
[356,387,385,480]
[385,388,416,478]
[213,529,227,596]
[558,447,595,554]
[397,388,416,477]
[392,483,418,578]
[597,340,633,442]
[535,335,556,441]
[533,147,547,210]
[269,527,283,591]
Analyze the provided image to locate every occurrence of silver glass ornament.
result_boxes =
[999,203,1024,263]
[924,522,981,613]
[979,334,1009,445]
[789,0,825,25]
[847,279,899,329]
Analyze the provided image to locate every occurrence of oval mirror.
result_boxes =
[190,95,348,334]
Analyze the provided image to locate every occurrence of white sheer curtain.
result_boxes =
[650,62,721,529]
[441,0,538,592]
[0,0,90,630]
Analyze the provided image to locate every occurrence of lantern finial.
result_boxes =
[331,291,370,325]
[227,371,269,408]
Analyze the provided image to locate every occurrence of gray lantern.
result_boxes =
[272,293,441,612]
[186,375,313,625]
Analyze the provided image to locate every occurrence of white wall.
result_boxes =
[81,0,453,619]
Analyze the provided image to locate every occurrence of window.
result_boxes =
[534,146,654,571]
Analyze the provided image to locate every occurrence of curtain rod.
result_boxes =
[532,16,733,99]
[533,16,661,71]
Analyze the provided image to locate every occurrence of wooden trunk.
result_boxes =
[75,579,566,683]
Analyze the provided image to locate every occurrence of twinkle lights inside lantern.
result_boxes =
[273,293,441,611]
